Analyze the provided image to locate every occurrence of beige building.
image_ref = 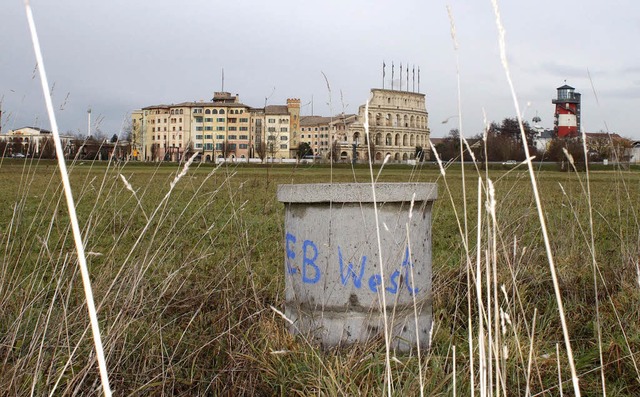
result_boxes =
[0,126,74,157]
[299,116,332,157]
[133,87,429,163]
[264,105,291,159]
[332,88,430,162]
[134,93,302,161]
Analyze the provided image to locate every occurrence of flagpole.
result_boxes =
[400,63,402,91]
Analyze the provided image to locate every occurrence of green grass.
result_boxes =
[1,158,639,395]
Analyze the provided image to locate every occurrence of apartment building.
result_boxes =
[299,116,333,158]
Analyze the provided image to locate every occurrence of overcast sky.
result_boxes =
[2,0,639,139]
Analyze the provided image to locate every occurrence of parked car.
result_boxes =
[502,159,516,165]
[12,153,26,158]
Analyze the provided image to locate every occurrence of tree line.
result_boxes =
[431,117,632,167]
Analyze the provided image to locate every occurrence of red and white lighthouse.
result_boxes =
[552,84,581,138]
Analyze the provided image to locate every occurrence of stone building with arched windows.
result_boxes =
[331,88,430,163]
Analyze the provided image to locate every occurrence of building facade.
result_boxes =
[0,126,74,157]
[333,88,430,162]
[133,87,430,162]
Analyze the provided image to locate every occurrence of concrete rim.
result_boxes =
[277,182,437,203]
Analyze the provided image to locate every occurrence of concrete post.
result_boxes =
[277,182,437,352]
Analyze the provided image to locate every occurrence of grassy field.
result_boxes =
[0,158,639,395]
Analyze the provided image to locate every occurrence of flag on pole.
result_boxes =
[392,62,395,90]
[412,66,415,92]
[383,61,386,89]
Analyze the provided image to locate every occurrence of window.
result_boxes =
[216,135,225,140]
[215,143,224,150]
[267,136,276,141]
[172,127,176,131]
[205,109,211,114]
[193,108,203,114]
[212,109,218,114]
[216,126,225,131]
[179,109,183,114]
[228,143,236,150]
[179,135,182,140]
[195,117,203,123]
[216,118,225,122]
[179,126,182,131]
[280,144,288,149]
[228,135,237,140]
[267,127,276,132]
[239,144,248,149]
[239,135,248,140]
[228,118,237,123]
[239,126,248,131]
[268,118,276,123]
[219,109,225,114]
[196,126,203,131]
[280,127,288,132]
[195,143,203,148]
[195,134,203,140]
[280,136,287,141]
[205,126,213,131]
[179,118,182,122]
[205,143,213,150]
[204,134,212,139]
[205,118,213,122]
[228,126,237,131]
[239,118,249,123]
[152,127,155,132]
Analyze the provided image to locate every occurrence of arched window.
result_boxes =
[353,131,360,143]
[402,153,408,161]
[385,133,392,145]
[410,134,415,146]
[219,109,225,114]
[404,115,409,127]
[395,133,400,146]
[205,109,211,114]
[212,109,218,114]
[394,153,400,161]
[410,115,415,128]
[403,134,408,146]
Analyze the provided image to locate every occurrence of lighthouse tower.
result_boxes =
[552,84,581,138]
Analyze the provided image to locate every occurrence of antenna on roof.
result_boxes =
[221,68,225,92]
